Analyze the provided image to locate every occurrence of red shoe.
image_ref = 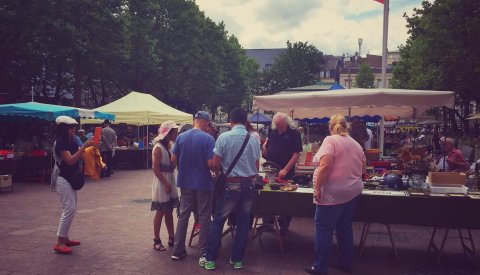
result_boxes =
[194,223,201,232]
[65,240,81,247]
[53,244,73,254]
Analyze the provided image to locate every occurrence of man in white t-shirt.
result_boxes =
[364,127,373,150]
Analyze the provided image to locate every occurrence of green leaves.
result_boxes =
[0,0,256,115]
[355,62,375,88]
[260,41,323,95]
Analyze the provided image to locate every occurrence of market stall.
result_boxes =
[254,88,455,180]
[84,91,192,169]
[252,186,480,262]
[0,102,114,183]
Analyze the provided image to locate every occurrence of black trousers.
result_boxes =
[101,151,113,177]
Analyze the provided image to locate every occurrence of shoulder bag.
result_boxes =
[215,134,250,195]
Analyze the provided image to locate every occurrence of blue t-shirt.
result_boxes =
[172,128,215,191]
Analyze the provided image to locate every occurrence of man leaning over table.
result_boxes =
[201,108,260,270]
[261,112,303,234]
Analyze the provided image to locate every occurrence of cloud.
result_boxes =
[195,0,424,55]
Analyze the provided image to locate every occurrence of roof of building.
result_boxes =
[245,48,286,71]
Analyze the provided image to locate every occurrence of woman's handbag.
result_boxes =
[60,162,85,191]
[215,134,250,196]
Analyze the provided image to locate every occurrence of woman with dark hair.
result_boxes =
[52,116,93,254]
[151,121,179,251]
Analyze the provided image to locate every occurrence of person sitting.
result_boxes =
[436,137,469,172]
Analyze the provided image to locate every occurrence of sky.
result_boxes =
[195,0,425,56]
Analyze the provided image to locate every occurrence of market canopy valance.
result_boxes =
[253,88,455,119]
[0,102,115,121]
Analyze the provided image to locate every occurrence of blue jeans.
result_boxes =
[313,195,360,273]
[205,179,256,262]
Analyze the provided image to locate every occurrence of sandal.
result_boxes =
[153,239,166,251]
[168,237,174,247]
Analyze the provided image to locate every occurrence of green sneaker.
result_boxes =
[230,260,244,270]
[204,261,216,270]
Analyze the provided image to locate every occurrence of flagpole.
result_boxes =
[380,0,389,157]
[381,0,389,89]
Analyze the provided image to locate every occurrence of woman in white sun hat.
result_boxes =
[151,121,180,251]
[52,116,94,255]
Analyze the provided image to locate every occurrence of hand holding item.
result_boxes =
[164,182,173,193]
[93,127,102,145]
[278,168,289,178]
[313,188,322,204]
[82,139,95,151]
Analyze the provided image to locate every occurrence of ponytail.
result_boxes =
[329,115,348,136]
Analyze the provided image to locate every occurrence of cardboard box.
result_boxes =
[0,174,12,188]
[428,172,466,186]
[365,149,380,162]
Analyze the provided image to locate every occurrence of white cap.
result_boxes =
[55,116,78,125]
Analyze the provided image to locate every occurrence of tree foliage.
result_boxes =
[391,0,480,133]
[258,41,323,95]
[355,62,375,88]
[0,0,257,114]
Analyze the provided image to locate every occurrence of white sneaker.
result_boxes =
[199,254,207,267]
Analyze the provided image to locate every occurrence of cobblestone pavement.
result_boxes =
[1,170,479,275]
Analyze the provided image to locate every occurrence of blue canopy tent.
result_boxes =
[249,111,271,125]
[0,102,115,121]
[328,83,345,90]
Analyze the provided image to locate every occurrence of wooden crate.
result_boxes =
[427,172,466,186]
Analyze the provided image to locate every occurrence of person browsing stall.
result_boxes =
[151,121,179,252]
[99,120,117,177]
[201,108,260,270]
[262,112,302,233]
[436,137,469,172]
[171,111,215,261]
[51,116,94,255]
[305,115,366,275]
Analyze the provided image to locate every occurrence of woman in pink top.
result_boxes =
[305,115,366,275]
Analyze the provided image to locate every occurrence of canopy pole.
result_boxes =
[379,118,385,158]
[381,0,389,88]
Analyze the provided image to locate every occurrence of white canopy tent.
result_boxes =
[253,88,455,155]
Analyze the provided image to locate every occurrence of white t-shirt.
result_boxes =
[364,128,373,150]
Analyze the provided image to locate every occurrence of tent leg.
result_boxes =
[380,118,385,158]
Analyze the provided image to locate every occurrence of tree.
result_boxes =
[0,0,256,115]
[355,62,375,88]
[391,0,480,134]
[261,41,323,94]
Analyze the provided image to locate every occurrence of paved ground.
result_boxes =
[1,169,480,275]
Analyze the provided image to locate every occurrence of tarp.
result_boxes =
[249,111,271,125]
[467,113,480,120]
[0,102,115,121]
[253,88,455,119]
[328,83,345,90]
[85,91,192,125]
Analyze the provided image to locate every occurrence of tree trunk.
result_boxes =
[100,79,107,105]
[464,100,470,136]
[73,52,82,107]
[54,71,62,103]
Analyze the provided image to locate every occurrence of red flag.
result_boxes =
[374,0,384,3]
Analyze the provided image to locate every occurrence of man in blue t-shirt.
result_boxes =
[171,111,215,260]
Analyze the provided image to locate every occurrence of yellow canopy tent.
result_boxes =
[83,91,192,125]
